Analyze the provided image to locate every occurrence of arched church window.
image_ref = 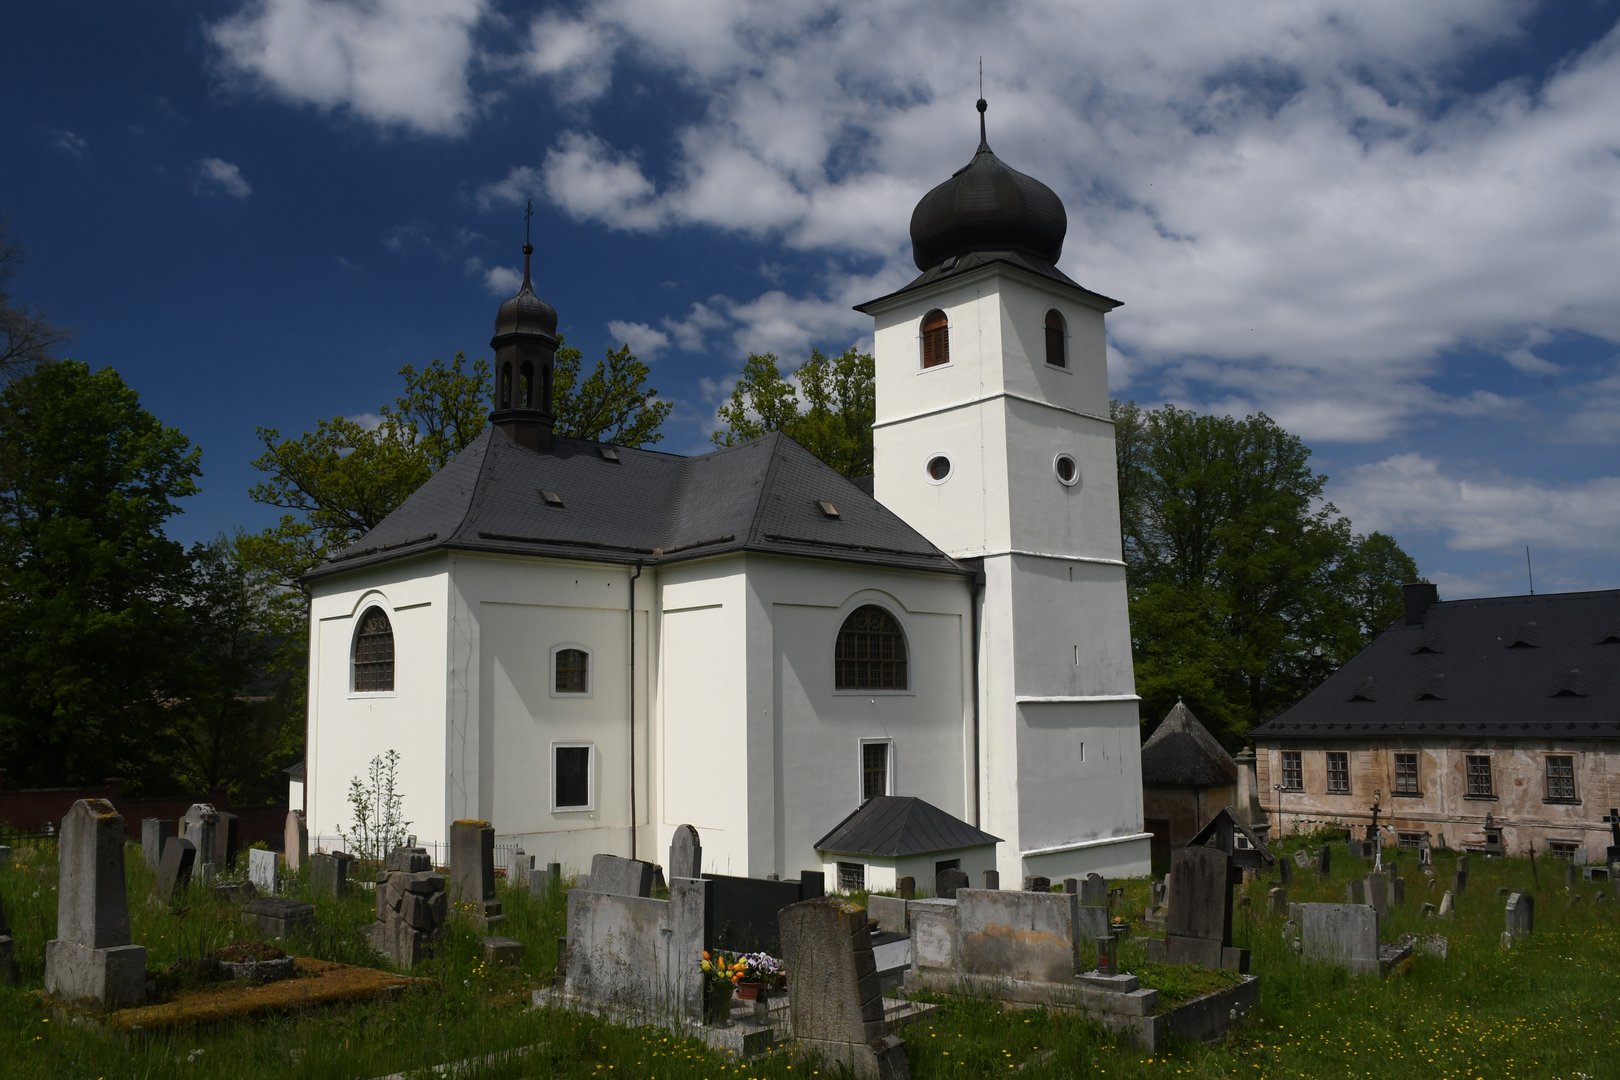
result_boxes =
[554,646,590,695]
[498,363,513,409]
[920,310,950,369]
[352,607,395,692]
[835,605,908,690]
[1044,309,1067,368]
[519,361,534,408]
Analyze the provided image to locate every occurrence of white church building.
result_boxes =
[302,100,1151,883]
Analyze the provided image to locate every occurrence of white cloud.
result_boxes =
[345,411,385,430]
[475,166,542,212]
[1332,453,1620,555]
[520,11,617,104]
[543,131,664,229]
[607,320,670,358]
[209,0,488,136]
[196,157,252,198]
[664,301,730,352]
[52,129,87,156]
[484,265,520,295]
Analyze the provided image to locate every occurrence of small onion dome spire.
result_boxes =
[908,97,1068,273]
[494,239,558,338]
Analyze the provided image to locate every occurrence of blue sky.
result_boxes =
[4,0,1619,600]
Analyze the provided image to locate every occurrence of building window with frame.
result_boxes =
[553,743,594,810]
[1044,309,1067,367]
[1326,751,1350,794]
[553,646,590,695]
[1394,752,1421,796]
[1544,754,1577,802]
[1465,754,1494,798]
[352,607,395,693]
[835,605,908,690]
[837,861,866,892]
[1547,839,1581,860]
[861,740,891,802]
[1396,831,1427,849]
[1280,750,1303,791]
[920,309,950,368]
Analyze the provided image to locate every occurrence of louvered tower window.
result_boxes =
[1044,309,1067,367]
[920,310,950,368]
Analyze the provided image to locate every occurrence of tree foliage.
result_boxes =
[554,342,673,447]
[712,346,876,478]
[0,215,69,383]
[1112,400,1418,743]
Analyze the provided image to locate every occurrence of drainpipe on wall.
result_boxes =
[969,562,986,828]
[628,560,643,862]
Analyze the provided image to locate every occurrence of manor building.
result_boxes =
[302,101,1150,882]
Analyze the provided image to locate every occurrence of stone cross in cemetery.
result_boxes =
[450,820,505,929]
[248,847,279,894]
[181,803,219,879]
[1502,892,1534,946]
[1602,808,1620,866]
[779,896,909,1079]
[44,799,147,1008]
[141,818,175,873]
[669,824,702,881]
[152,837,196,905]
[284,809,308,872]
[1147,845,1248,972]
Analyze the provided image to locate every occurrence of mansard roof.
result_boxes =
[813,795,1002,858]
[306,428,969,581]
[1251,588,1620,742]
[1141,700,1238,788]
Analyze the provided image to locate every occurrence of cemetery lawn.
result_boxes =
[1,842,1617,1078]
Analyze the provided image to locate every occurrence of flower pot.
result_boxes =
[704,981,734,1025]
[736,980,764,1002]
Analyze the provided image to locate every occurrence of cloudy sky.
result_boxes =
[5,0,1619,599]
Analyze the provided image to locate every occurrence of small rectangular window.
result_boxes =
[1394,752,1421,796]
[1396,831,1426,849]
[1547,840,1580,860]
[837,861,866,892]
[554,744,593,810]
[1465,754,1494,798]
[1280,750,1303,791]
[1326,751,1350,794]
[1545,755,1576,801]
[554,647,590,695]
[861,740,890,802]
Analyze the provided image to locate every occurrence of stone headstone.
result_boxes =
[867,894,909,934]
[1316,847,1331,877]
[1294,850,1311,869]
[181,803,219,877]
[1392,877,1405,905]
[242,896,315,938]
[668,824,702,881]
[1457,853,1469,874]
[449,821,504,928]
[1159,844,1240,969]
[284,809,308,872]
[982,869,1000,890]
[1079,872,1107,906]
[1565,862,1578,890]
[1365,872,1389,915]
[1023,875,1051,893]
[1452,868,1468,895]
[1298,902,1381,975]
[1063,877,1079,895]
[43,799,146,1007]
[1413,932,1448,959]
[935,868,969,899]
[1150,879,1167,907]
[779,897,908,1079]
[1268,886,1287,917]
[248,848,278,893]
[1503,892,1534,944]
[153,836,196,904]
[1345,879,1366,905]
[369,853,449,968]
[310,851,354,897]
[1420,901,1437,917]
[587,853,656,898]
[1278,856,1293,885]
[1438,890,1454,917]
[141,818,175,873]
[896,876,915,900]
[214,811,240,870]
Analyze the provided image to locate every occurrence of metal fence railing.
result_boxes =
[309,835,526,876]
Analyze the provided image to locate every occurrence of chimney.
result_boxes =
[1403,581,1439,626]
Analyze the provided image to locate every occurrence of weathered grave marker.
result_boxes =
[248,847,278,893]
[214,811,240,870]
[1293,850,1311,870]
[1345,879,1366,905]
[1365,872,1389,915]
[587,852,656,898]
[669,824,702,880]
[1268,886,1287,917]
[1296,903,1384,975]
[1023,875,1051,892]
[284,809,308,872]
[982,869,1000,890]
[1316,847,1331,877]
[1278,857,1293,886]
[43,799,146,1007]
[310,851,354,897]
[370,846,449,967]
[450,820,505,928]
[1080,872,1108,907]
[1147,844,1247,971]
[1502,892,1534,946]
[1438,890,1454,917]
[141,818,175,873]
[935,867,969,899]
[181,803,219,879]
[152,836,196,905]
[897,876,916,900]
[779,897,908,1079]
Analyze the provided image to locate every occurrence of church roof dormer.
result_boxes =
[908,98,1068,273]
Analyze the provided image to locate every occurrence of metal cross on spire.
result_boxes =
[524,198,534,246]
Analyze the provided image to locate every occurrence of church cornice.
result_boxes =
[856,252,1121,316]
[873,390,1114,432]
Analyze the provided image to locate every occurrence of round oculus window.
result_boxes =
[1054,453,1079,486]
[926,455,952,482]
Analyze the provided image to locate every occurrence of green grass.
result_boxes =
[1,841,1617,1078]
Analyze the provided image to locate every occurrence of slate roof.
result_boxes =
[855,249,1122,315]
[813,796,1002,858]
[307,428,969,581]
[1140,700,1238,788]
[1251,589,1620,742]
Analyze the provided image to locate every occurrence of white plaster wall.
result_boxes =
[874,401,1009,557]
[996,279,1111,415]
[1002,397,1123,561]
[1008,556,1135,698]
[306,560,450,851]
[1016,699,1146,852]
[871,274,1006,422]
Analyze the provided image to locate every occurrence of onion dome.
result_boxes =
[909,99,1067,272]
[494,242,558,338]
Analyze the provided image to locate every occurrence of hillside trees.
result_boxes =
[1112,400,1418,742]
[712,347,876,479]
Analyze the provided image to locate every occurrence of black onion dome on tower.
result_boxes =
[909,98,1067,273]
[494,242,558,337]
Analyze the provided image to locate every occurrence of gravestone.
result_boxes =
[310,851,354,897]
[896,876,915,900]
[141,818,175,872]
[1457,854,1470,875]
[214,811,240,870]
[1079,872,1108,906]
[1452,867,1468,895]
[43,799,146,1007]
[587,853,656,898]
[242,896,315,938]
[563,878,709,1024]
[935,868,969,899]
[1268,886,1287,917]
[1316,847,1331,877]
[1604,808,1620,866]
[1392,877,1405,905]
[1503,892,1534,946]
[867,894,909,934]
[1063,877,1079,895]
[1420,901,1437,917]
[778,897,909,1079]
[1023,875,1051,893]
[982,869,1000,890]
[152,836,196,904]
[450,821,504,929]
[370,847,449,967]
[1294,850,1311,870]
[1365,872,1389,915]
[1438,890,1454,917]
[1565,862,1578,890]
[527,860,564,894]
[1296,903,1386,975]
[284,809,308,872]
[248,848,278,893]
[669,824,702,880]
[1278,856,1293,886]
[1345,879,1366,905]
[1148,844,1246,971]
[181,803,219,878]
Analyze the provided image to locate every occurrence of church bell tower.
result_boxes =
[490,213,560,454]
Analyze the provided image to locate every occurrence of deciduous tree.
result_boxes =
[712,347,875,478]
[0,214,69,382]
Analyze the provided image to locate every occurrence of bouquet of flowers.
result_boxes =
[741,951,786,988]
[699,949,748,991]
